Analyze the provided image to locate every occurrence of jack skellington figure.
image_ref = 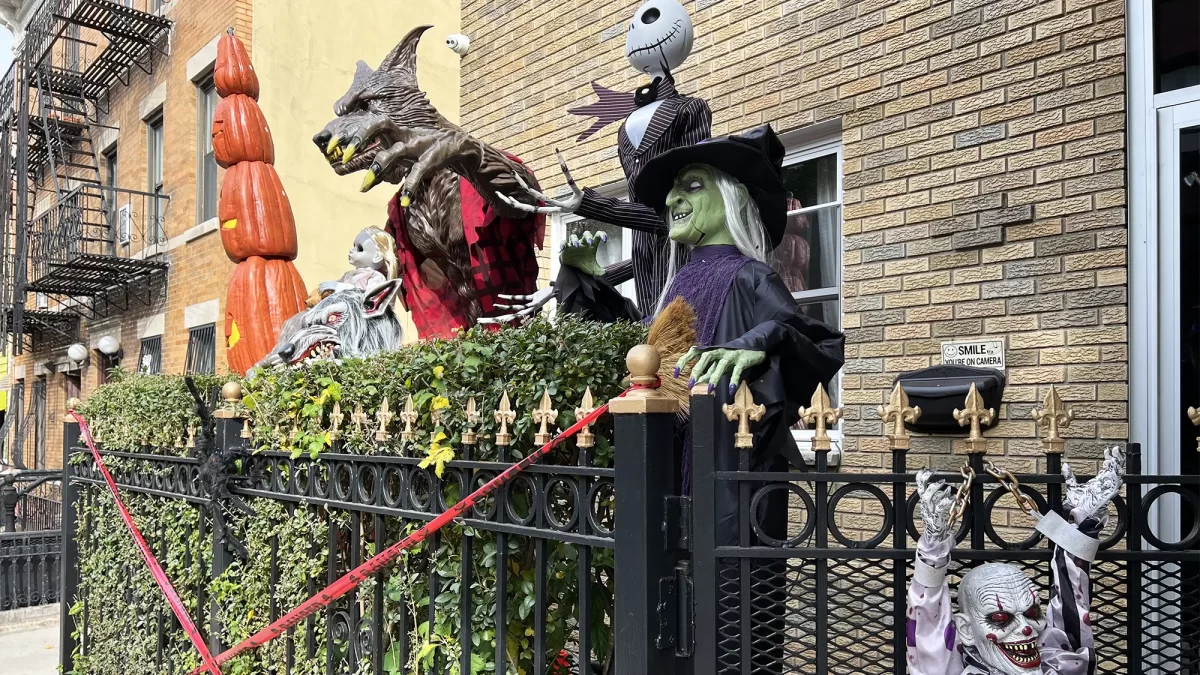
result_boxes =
[909,448,1125,675]
[491,0,711,324]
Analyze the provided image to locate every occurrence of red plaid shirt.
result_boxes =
[385,161,545,340]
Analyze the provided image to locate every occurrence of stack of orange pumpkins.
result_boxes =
[212,30,307,374]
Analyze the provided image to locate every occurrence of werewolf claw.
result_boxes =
[326,135,341,155]
[342,141,359,163]
[400,191,412,207]
[360,168,378,192]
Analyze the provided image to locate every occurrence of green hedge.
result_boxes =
[71,318,645,675]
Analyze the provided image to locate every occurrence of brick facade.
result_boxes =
[461,0,1127,474]
[13,0,245,467]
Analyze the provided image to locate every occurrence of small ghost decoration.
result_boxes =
[446,34,470,56]
[624,0,694,78]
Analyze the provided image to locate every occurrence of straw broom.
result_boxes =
[646,297,698,415]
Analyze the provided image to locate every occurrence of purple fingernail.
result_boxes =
[688,378,695,388]
[728,383,735,396]
[673,367,681,378]
[708,383,715,394]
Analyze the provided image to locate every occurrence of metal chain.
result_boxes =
[984,460,1041,517]
[947,463,974,529]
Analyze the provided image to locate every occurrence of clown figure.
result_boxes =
[908,447,1125,675]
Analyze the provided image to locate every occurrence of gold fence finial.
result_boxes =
[533,390,559,445]
[1032,385,1072,455]
[878,383,920,451]
[953,382,994,454]
[351,404,367,434]
[462,397,479,446]
[800,383,842,452]
[376,397,394,442]
[575,387,596,449]
[399,394,417,443]
[608,344,678,414]
[186,425,196,449]
[240,418,252,439]
[723,381,765,449]
[215,381,244,419]
[328,401,343,442]
[494,391,515,447]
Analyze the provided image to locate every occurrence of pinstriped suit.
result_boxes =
[573,78,711,313]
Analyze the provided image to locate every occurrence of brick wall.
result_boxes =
[14,0,244,467]
[461,0,1127,473]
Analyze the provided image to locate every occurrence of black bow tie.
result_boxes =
[635,78,661,107]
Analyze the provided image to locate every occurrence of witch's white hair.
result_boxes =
[654,167,770,314]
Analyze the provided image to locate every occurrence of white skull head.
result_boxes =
[625,0,694,78]
[955,563,1048,674]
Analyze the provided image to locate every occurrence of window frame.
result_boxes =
[778,135,845,465]
[548,181,637,301]
[146,113,165,246]
[184,323,217,375]
[138,336,162,375]
[196,74,218,223]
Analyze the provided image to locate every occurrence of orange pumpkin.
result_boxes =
[218,161,297,261]
[215,31,260,100]
[212,94,274,168]
[225,256,308,374]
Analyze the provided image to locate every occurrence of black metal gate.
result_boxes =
[684,391,1200,675]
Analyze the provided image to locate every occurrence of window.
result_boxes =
[103,149,127,245]
[184,324,216,374]
[1155,0,1200,93]
[197,77,218,222]
[138,336,162,374]
[769,143,843,329]
[146,115,165,245]
[551,187,636,300]
[773,137,843,461]
[66,23,80,72]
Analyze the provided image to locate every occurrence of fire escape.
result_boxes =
[0,0,172,355]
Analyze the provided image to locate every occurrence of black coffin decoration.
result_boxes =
[894,365,1006,433]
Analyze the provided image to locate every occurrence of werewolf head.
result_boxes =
[313,25,442,181]
[255,280,403,369]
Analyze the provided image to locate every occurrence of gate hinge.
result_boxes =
[655,560,694,657]
[663,495,691,551]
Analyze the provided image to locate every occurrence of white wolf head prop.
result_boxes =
[255,279,403,369]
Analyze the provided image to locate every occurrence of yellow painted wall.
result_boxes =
[252,0,461,340]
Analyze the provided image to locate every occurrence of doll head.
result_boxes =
[348,227,399,280]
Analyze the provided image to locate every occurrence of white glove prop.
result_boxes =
[1036,446,1125,562]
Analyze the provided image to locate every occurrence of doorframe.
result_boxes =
[1128,0,1159,475]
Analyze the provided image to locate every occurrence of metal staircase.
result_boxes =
[0,0,172,355]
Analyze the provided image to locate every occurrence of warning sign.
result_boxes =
[941,339,1005,370]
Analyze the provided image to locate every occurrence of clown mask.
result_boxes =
[955,563,1048,673]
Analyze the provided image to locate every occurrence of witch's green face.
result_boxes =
[665,164,735,247]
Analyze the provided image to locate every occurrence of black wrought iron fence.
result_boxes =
[53,347,1200,674]
[687,387,1200,675]
[60,386,623,675]
[0,529,62,611]
[2,472,63,532]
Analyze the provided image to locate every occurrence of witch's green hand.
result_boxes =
[559,230,607,278]
[674,347,766,394]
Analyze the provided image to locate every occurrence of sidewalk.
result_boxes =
[0,605,59,675]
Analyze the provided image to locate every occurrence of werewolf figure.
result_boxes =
[314,26,545,338]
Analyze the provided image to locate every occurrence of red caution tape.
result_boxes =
[187,391,624,674]
[69,411,225,675]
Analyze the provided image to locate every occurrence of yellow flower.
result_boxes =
[431,396,450,411]
[419,431,454,477]
[432,365,445,379]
